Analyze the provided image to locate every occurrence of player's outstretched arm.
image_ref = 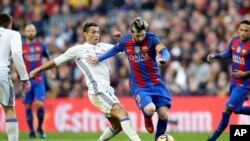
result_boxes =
[86,46,121,64]
[30,60,56,79]
[158,48,171,64]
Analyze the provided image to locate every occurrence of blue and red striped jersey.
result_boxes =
[114,32,165,88]
[228,36,250,88]
[22,40,49,82]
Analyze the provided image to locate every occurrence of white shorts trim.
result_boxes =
[88,89,120,117]
[0,79,15,106]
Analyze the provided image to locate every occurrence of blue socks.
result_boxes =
[235,106,250,115]
[155,119,167,141]
[209,112,231,140]
[26,108,34,133]
[37,108,44,130]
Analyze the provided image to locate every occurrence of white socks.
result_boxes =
[120,118,141,141]
[6,119,19,141]
[98,127,117,141]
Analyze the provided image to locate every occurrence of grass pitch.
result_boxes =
[0,132,229,141]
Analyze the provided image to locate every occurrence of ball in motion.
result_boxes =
[157,134,174,141]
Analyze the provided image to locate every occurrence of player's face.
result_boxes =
[238,23,250,42]
[84,26,100,45]
[131,30,146,44]
[24,25,37,40]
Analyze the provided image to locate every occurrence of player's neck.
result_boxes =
[26,39,35,44]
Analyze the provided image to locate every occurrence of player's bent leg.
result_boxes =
[110,103,141,141]
[36,101,46,138]
[208,108,232,141]
[143,103,156,133]
[234,106,250,115]
[25,104,36,138]
[98,116,122,141]
[155,106,169,141]
[2,105,19,141]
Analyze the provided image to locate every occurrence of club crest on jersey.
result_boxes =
[142,46,148,52]
[236,46,241,53]
[30,48,35,53]
[134,46,140,53]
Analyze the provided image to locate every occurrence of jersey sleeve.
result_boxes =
[41,42,50,59]
[214,37,233,59]
[10,32,29,81]
[148,33,165,53]
[54,47,77,66]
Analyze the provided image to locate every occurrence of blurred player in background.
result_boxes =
[0,13,30,141]
[22,24,50,138]
[86,17,172,141]
[29,22,141,141]
[207,20,250,141]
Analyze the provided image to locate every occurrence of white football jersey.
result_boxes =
[54,42,114,94]
[0,27,29,81]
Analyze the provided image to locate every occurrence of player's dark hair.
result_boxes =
[130,17,148,33]
[239,20,250,26]
[83,22,98,32]
[0,13,12,28]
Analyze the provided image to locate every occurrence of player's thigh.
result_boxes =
[88,90,120,117]
[152,84,172,109]
[133,90,153,110]
[0,79,15,106]
[34,82,46,102]
[226,86,248,111]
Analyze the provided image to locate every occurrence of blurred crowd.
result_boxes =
[1,0,250,98]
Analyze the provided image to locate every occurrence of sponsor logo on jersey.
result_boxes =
[233,54,245,64]
[129,53,150,63]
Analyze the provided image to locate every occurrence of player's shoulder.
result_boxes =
[231,36,240,41]
[5,29,21,36]
[146,32,157,38]
[120,33,132,43]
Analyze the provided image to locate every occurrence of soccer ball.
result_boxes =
[157,134,174,141]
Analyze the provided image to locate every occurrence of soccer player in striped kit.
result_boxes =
[0,13,30,141]
[29,22,141,141]
[22,24,50,138]
[86,17,172,141]
[207,20,250,141]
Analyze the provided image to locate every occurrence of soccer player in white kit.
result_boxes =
[29,22,141,141]
[0,13,31,141]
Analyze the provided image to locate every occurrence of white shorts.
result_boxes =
[88,88,120,117]
[0,79,15,106]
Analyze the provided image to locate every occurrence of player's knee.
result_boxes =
[234,109,241,114]
[158,112,168,120]
[111,104,128,118]
[143,103,156,116]
[25,105,32,109]
[36,101,44,108]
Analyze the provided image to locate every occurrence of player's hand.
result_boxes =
[233,70,248,78]
[86,55,99,64]
[158,58,167,64]
[21,80,31,93]
[207,54,215,62]
[112,31,122,41]
[29,70,38,79]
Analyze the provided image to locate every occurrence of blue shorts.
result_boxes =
[131,82,171,110]
[226,85,249,111]
[23,80,46,105]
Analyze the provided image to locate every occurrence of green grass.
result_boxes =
[0,132,229,141]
